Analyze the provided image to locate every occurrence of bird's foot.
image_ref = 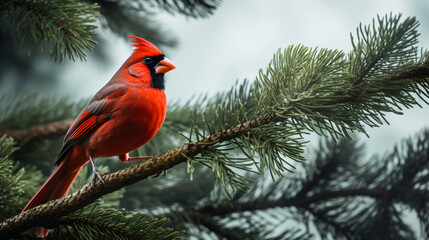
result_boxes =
[91,168,105,185]
[89,156,105,185]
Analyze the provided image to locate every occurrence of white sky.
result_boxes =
[58,0,429,156]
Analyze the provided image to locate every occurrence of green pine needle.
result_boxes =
[0,0,99,62]
[0,136,44,221]
[54,205,183,240]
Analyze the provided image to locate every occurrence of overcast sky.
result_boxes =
[58,0,429,157]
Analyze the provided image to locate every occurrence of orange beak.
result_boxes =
[155,57,176,74]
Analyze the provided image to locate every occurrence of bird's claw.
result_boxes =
[91,169,105,185]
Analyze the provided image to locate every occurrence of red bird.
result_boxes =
[22,36,175,237]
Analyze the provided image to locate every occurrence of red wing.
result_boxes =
[55,84,128,165]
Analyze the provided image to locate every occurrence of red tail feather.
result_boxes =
[22,147,87,237]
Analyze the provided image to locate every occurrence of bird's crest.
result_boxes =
[129,36,163,57]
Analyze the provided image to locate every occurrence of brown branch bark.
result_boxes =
[0,120,74,142]
[388,61,429,81]
[0,63,428,238]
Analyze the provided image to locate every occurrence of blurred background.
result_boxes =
[1,0,429,239]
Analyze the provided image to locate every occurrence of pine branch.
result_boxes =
[0,120,74,142]
[150,0,222,18]
[194,189,385,218]
[349,13,420,83]
[87,0,222,47]
[0,136,44,221]
[52,206,183,239]
[0,0,99,62]
[0,90,87,131]
[93,0,177,47]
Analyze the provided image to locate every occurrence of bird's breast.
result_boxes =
[89,87,167,157]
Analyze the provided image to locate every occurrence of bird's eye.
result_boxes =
[143,57,153,64]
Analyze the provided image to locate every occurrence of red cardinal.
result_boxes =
[22,36,175,237]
